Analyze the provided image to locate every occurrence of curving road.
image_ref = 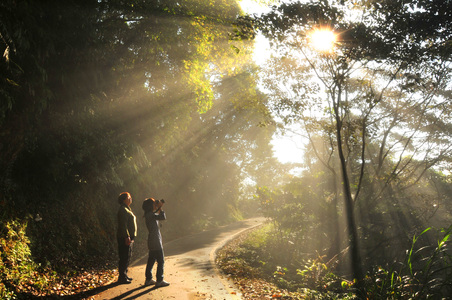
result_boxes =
[94,217,265,300]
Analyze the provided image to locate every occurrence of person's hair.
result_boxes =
[142,197,155,212]
[118,192,131,205]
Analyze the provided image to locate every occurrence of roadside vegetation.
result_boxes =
[0,219,116,299]
[218,222,452,299]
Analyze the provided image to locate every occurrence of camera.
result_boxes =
[142,198,165,212]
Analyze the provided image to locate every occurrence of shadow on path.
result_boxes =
[56,281,166,299]
[58,282,119,299]
[110,285,167,300]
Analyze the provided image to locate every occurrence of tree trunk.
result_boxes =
[333,91,364,291]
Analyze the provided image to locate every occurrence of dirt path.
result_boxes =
[93,217,265,300]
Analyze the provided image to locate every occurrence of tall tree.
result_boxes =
[255,0,452,286]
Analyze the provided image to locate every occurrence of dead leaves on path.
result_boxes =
[230,277,302,299]
[16,268,116,298]
[49,269,116,295]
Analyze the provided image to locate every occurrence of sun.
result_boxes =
[308,28,336,52]
[272,131,307,164]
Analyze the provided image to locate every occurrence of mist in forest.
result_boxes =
[1,1,452,296]
[0,0,284,267]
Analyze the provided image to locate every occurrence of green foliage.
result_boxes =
[255,178,341,266]
[365,225,452,299]
[296,258,330,290]
[218,223,358,299]
[220,222,452,299]
[217,224,271,279]
[254,165,452,298]
[0,219,52,299]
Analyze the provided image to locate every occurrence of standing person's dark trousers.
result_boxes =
[118,237,133,281]
[146,249,164,282]
[116,192,137,284]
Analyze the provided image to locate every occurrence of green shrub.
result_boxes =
[364,225,452,299]
[0,219,51,298]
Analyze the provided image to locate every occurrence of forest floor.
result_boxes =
[81,217,266,300]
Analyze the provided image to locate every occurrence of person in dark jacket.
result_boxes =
[117,192,137,284]
[142,197,169,287]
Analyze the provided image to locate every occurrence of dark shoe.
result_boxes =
[155,280,170,287]
[144,278,156,286]
[117,277,132,284]
[126,276,133,281]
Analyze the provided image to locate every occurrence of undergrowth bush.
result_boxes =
[220,222,452,299]
[365,225,452,299]
[218,222,356,299]
[0,219,52,299]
